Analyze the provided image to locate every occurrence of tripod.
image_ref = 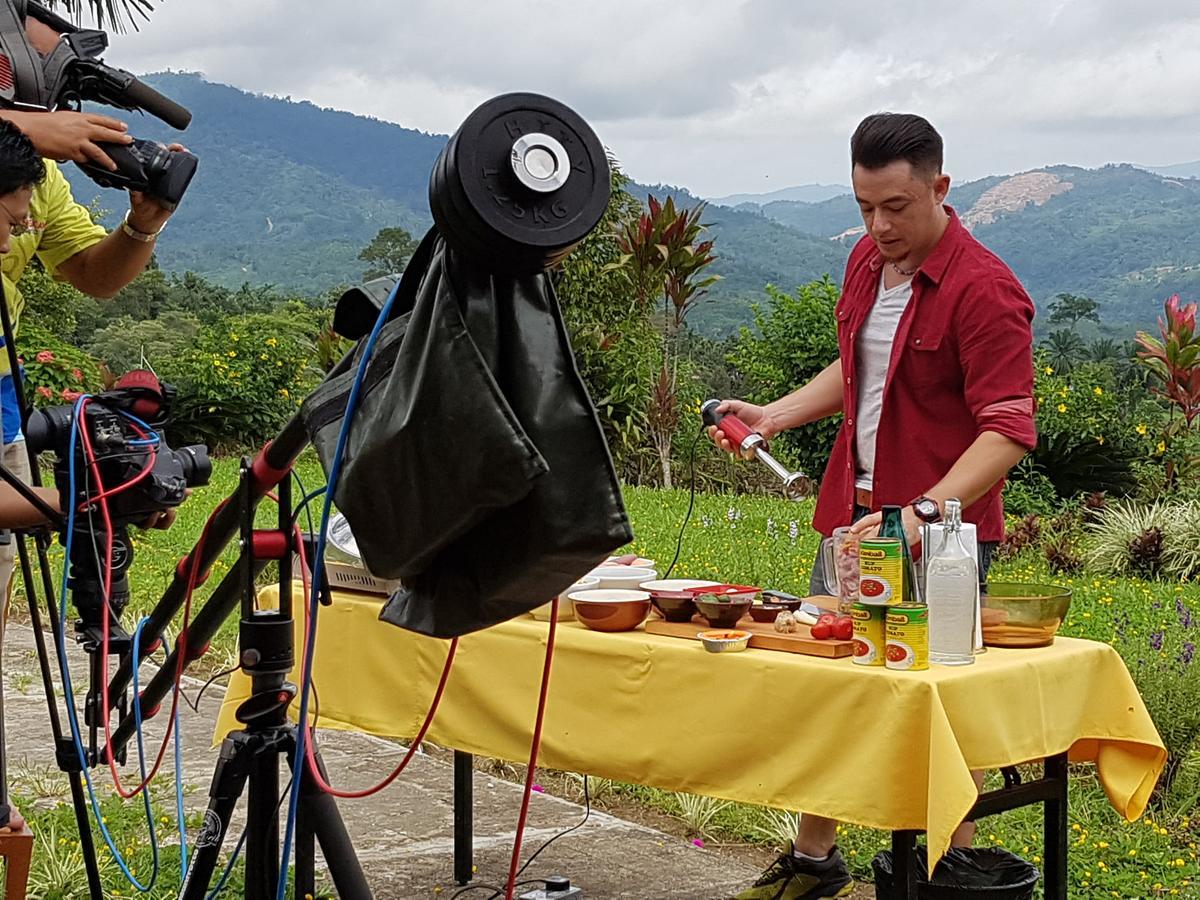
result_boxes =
[178,461,370,899]
[1,269,371,896]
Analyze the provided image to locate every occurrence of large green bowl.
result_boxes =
[981,582,1072,648]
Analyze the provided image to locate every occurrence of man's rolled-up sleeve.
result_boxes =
[957,277,1037,450]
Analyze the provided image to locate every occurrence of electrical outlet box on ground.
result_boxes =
[519,876,583,899]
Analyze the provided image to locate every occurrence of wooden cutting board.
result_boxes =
[645,614,855,659]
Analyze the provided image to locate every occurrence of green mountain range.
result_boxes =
[61,73,1200,336]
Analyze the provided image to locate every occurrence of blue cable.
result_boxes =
[205,820,249,899]
[118,409,163,437]
[276,280,402,899]
[138,618,190,880]
[129,618,161,884]
[54,396,161,891]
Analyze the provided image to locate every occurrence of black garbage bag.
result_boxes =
[873,847,1039,899]
[301,229,632,637]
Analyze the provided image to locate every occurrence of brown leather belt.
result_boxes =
[854,487,873,510]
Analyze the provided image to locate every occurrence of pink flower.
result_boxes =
[531,784,544,793]
[36,386,53,399]
[691,839,705,848]
[61,389,82,401]
[35,350,54,363]
[71,368,83,382]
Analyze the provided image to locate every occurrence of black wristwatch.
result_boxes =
[911,496,942,524]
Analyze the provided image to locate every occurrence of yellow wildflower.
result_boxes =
[1136,423,1148,435]
[1057,403,1067,413]
[1093,386,1103,395]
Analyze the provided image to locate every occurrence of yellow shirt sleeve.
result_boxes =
[32,160,109,277]
[0,161,108,376]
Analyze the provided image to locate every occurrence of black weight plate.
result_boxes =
[455,93,610,253]
[443,130,530,264]
[438,128,556,272]
[432,135,489,257]
[432,132,512,266]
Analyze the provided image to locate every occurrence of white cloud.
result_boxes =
[84,0,1200,195]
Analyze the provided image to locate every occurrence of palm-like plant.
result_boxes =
[44,0,154,31]
[1041,328,1085,374]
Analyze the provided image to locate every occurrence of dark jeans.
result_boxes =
[809,504,997,596]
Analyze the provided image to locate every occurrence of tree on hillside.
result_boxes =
[358,227,419,281]
[1047,292,1100,330]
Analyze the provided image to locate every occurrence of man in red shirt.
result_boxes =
[723,113,1036,899]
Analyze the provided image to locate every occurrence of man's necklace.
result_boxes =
[891,260,917,277]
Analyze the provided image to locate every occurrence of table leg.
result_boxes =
[454,751,474,886]
[891,829,919,900]
[1043,753,1069,900]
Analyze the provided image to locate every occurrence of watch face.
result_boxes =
[915,499,939,520]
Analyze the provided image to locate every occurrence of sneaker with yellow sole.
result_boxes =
[733,846,854,900]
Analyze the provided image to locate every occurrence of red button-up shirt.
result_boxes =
[811,208,1037,543]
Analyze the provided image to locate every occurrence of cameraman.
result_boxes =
[0,118,180,832]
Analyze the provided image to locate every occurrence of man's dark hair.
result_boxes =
[0,119,47,195]
[851,113,943,177]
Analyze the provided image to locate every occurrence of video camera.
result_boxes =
[0,0,197,209]
[24,370,211,625]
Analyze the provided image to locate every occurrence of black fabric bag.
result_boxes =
[301,230,631,637]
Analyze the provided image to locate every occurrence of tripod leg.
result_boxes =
[246,746,281,900]
[17,540,105,899]
[180,734,254,900]
[292,744,373,899]
[296,792,316,900]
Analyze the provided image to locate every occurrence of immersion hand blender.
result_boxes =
[701,399,811,500]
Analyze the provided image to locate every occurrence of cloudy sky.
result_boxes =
[94,0,1200,197]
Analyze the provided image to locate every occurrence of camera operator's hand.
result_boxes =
[127,144,188,229]
[0,109,133,171]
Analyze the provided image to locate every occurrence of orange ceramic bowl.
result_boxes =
[568,589,652,632]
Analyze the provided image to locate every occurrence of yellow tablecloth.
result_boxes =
[217,586,1165,866]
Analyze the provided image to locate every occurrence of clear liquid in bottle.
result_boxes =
[926,499,977,665]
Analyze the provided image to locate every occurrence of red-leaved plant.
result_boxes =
[1136,294,1200,425]
[1136,294,1200,486]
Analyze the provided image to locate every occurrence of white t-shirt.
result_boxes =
[854,274,914,490]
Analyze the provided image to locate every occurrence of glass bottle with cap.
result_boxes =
[925,498,977,665]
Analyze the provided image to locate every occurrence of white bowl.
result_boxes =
[588,565,657,590]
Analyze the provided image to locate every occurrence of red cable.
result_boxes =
[291,524,459,798]
[504,596,558,900]
[81,420,158,507]
[78,399,214,796]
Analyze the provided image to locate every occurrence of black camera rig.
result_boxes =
[0,0,197,208]
[25,370,211,627]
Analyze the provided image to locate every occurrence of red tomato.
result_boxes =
[811,622,832,640]
[832,617,853,641]
[817,613,838,628]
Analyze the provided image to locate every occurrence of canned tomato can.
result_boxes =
[885,603,929,671]
[859,537,904,606]
[851,603,885,666]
